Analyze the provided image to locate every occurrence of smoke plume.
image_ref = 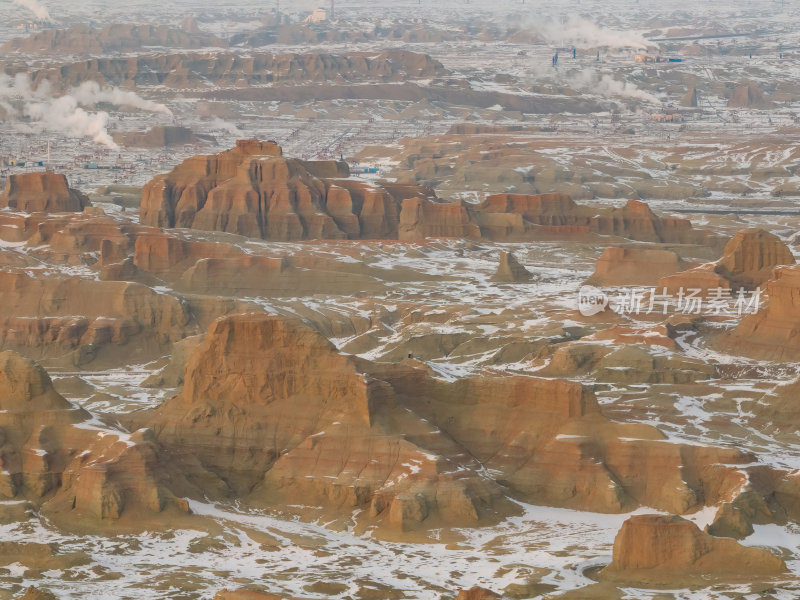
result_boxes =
[70,81,173,116]
[12,0,51,22]
[0,74,173,148]
[24,96,116,147]
[206,117,241,135]
[529,15,649,49]
[562,69,661,105]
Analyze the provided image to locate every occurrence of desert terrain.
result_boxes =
[1,1,800,599]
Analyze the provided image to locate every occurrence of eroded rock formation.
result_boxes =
[0,268,190,368]
[659,227,794,293]
[1,23,226,55]
[491,251,533,283]
[714,228,795,289]
[725,264,800,360]
[141,139,419,241]
[470,194,713,244]
[455,586,501,600]
[0,351,187,525]
[16,586,59,600]
[134,314,509,533]
[130,313,766,535]
[141,142,718,245]
[586,247,686,286]
[0,173,90,213]
[112,126,202,148]
[13,50,445,91]
[727,81,772,109]
[600,514,786,586]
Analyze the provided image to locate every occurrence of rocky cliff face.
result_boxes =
[112,126,202,148]
[0,351,187,525]
[600,514,786,586]
[714,228,795,289]
[491,251,533,283]
[0,269,190,368]
[467,195,714,245]
[128,228,428,302]
[0,173,90,213]
[1,23,226,55]
[141,142,718,245]
[140,139,418,241]
[590,199,705,244]
[398,197,480,240]
[588,228,793,291]
[136,314,509,533]
[13,50,446,92]
[131,313,766,535]
[725,264,800,360]
[657,227,794,294]
[0,210,202,367]
[586,247,686,286]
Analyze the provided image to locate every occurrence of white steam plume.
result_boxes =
[70,81,172,115]
[562,69,661,105]
[206,117,241,135]
[24,96,116,147]
[12,0,51,22]
[0,74,173,148]
[530,15,649,50]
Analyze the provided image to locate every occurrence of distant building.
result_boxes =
[634,54,683,62]
[304,8,327,23]
[651,113,683,123]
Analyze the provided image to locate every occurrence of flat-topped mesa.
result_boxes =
[398,197,479,240]
[1,23,227,55]
[0,269,190,367]
[234,139,283,156]
[587,247,686,287]
[140,141,422,241]
[469,195,715,245]
[589,199,699,244]
[20,49,447,91]
[478,192,580,222]
[600,514,786,586]
[141,144,717,244]
[112,126,200,149]
[0,173,90,213]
